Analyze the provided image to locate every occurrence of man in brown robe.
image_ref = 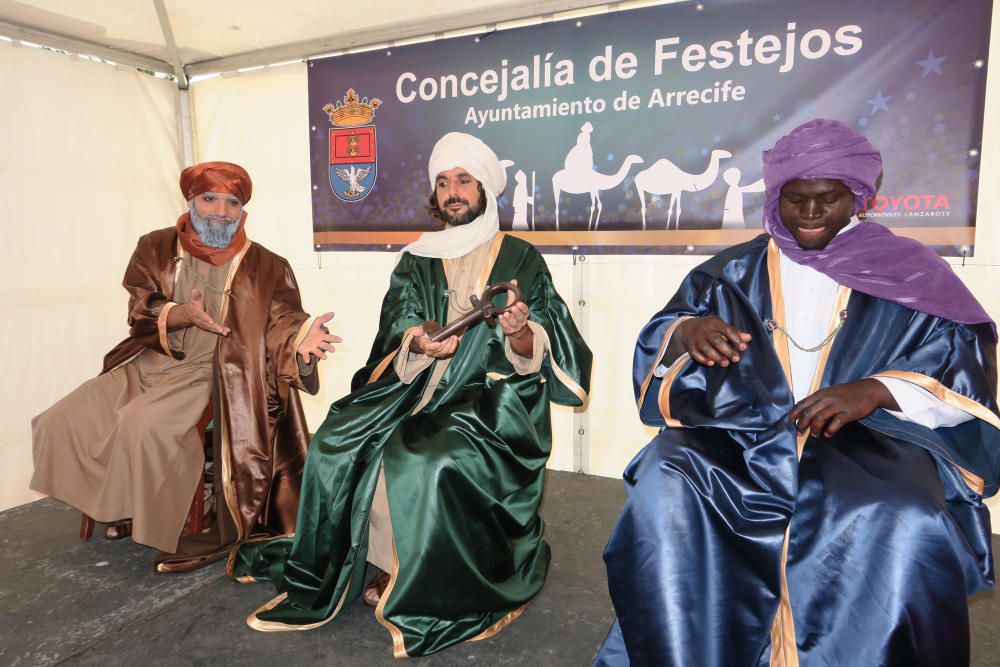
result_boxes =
[31,161,340,572]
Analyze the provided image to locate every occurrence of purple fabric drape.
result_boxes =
[762,118,993,338]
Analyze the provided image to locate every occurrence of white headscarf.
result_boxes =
[399,132,506,261]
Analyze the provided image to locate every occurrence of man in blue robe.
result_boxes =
[595,119,998,666]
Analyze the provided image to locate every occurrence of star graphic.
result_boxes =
[917,50,946,77]
[773,113,782,122]
[866,89,892,114]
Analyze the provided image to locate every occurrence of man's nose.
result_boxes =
[207,200,228,217]
[800,199,822,219]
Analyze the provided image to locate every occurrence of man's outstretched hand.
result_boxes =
[297,312,342,362]
[673,316,751,367]
[167,288,231,336]
[789,378,899,438]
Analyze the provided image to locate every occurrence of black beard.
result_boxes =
[440,197,484,226]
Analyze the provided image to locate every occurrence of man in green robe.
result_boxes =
[229,132,593,658]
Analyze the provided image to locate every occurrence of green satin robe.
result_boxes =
[229,234,592,657]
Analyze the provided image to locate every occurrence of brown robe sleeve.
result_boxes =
[102,230,183,371]
[267,258,319,396]
[121,233,184,358]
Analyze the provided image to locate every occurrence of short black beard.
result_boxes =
[190,203,240,248]
[440,197,485,226]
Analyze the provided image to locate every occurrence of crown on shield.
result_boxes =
[323,89,382,127]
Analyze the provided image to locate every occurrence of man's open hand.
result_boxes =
[297,312,342,362]
[167,288,231,336]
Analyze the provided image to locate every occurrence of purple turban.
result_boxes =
[762,119,993,338]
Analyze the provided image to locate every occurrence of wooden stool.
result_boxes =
[80,401,214,540]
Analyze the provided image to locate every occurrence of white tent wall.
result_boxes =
[0,42,181,511]
[2,5,999,533]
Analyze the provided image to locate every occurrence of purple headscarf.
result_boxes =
[763,118,994,338]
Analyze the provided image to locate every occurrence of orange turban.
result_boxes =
[179,161,252,205]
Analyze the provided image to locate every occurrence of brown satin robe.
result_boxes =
[31,227,316,571]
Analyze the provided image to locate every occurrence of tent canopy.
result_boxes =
[0,0,644,84]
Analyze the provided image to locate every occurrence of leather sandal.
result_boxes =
[104,519,133,540]
[362,571,390,607]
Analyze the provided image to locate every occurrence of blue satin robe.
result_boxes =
[595,235,999,667]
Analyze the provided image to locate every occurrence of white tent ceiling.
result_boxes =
[0,0,671,84]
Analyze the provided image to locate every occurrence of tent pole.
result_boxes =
[152,0,188,89]
[177,88,195,167]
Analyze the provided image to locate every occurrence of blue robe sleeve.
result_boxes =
[857,317,1000,496]
[633,267,716,426]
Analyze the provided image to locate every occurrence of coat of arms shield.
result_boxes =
[323,89,381,203]
[329,126,377,201]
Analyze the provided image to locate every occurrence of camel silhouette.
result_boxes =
[634,150,732,229]
[552,154,644,231]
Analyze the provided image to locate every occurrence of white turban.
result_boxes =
[399,132,506,261]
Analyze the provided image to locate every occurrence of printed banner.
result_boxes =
[308,0,992,255]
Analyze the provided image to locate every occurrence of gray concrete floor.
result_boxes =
[1,470,998,666]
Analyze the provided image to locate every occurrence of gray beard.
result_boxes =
[190,203,240,248]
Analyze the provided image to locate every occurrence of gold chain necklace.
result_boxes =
[766,309,848,352]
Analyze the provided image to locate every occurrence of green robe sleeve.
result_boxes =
[350,252,444,391]
[507,241,592,407]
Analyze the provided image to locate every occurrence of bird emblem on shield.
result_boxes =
[323,89,381,202]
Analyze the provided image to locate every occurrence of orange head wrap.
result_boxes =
[179,161,252,204]
[175,161,252,265]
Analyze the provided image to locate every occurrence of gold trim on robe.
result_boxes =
[218,237,252,325]
[478,233,505,296]
[245,580,353,633]
[292,316,317,357]
[368,350,400,385]
[158,302,179,358]
[375,538,409,658]
[216,236,253,542]
[172,237,185,289]
[530,324,588,403]
[767,240,793,391]
[656,352,691,428]
[636,316,693,413]
[245,527,356,632]
[766,240,852,667]
[870,371,1000,432]
[468,601,532,642]
[869,370,993,494]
